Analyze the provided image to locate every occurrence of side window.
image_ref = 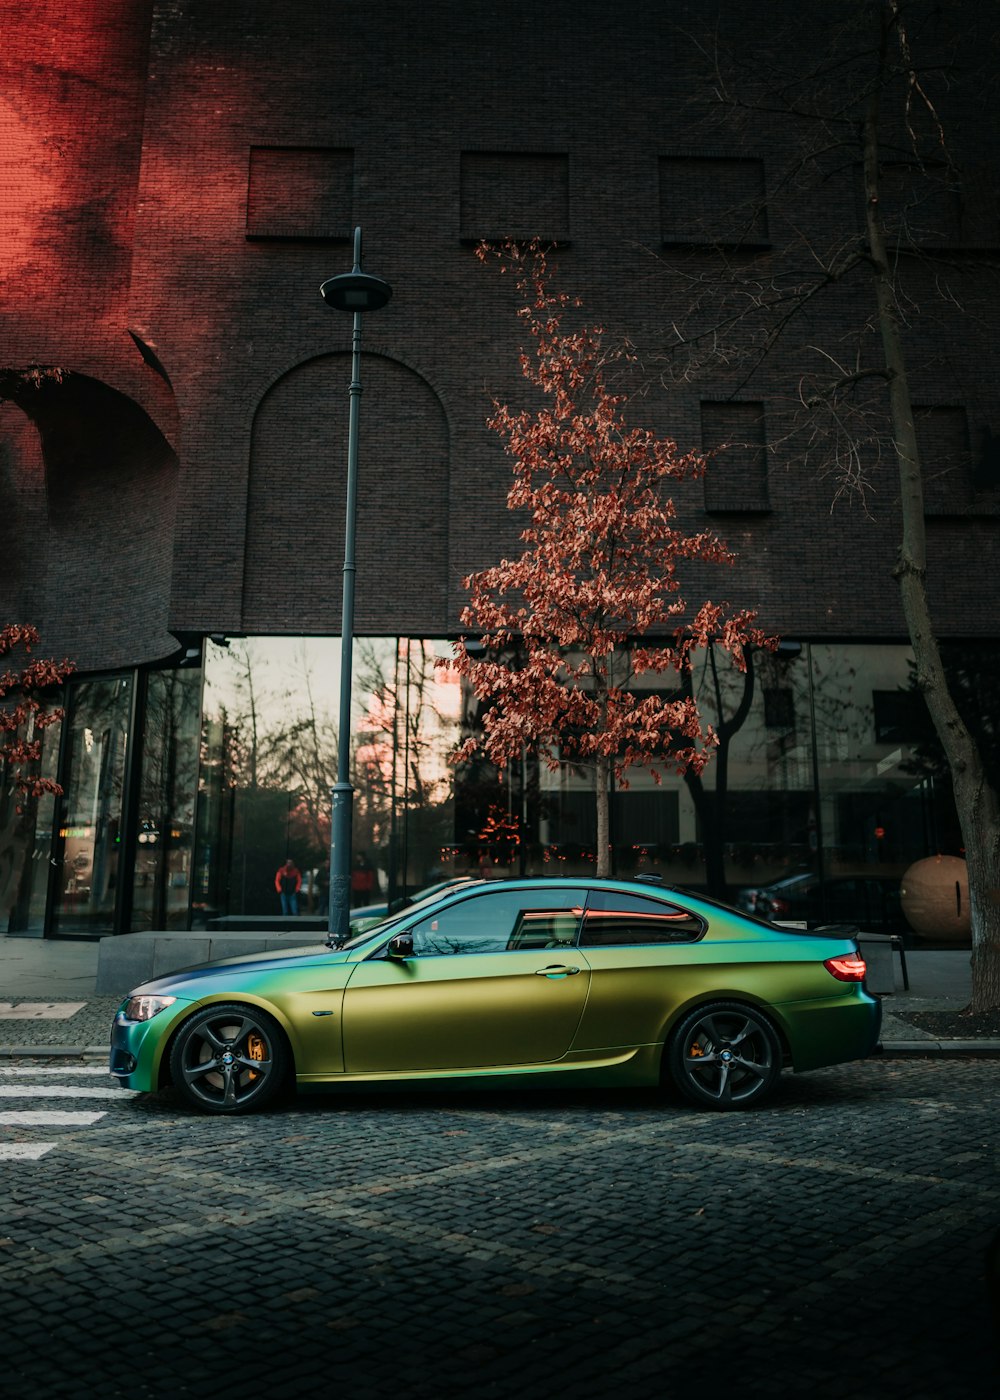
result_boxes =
[581,890,704,946]
[505,908,581,950]
[408,889,586,957]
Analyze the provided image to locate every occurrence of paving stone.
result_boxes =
[0,1057,997,1397]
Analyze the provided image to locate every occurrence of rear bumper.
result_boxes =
[779,988,882,1073]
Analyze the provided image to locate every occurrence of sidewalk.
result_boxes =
[1,932,997,1057]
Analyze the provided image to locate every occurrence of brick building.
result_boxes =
[1,0,998,939]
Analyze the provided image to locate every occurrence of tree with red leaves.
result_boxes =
[0,624,73,807]
[449,244,771,878]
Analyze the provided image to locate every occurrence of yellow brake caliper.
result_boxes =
[246,1031,266,1080]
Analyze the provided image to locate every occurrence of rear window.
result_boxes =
[580,890,704,946]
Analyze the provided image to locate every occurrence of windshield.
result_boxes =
[331,879,490,950]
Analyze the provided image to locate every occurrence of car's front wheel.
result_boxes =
[668,1001,781,1110]
[169,1003,290,1114]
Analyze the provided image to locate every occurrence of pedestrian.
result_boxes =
[350,852,376,906]
[275,858,302,916]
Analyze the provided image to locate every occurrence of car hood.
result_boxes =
[129,944,350,998]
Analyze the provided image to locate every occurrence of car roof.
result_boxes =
[338,873,775,952]
[405,874,722,908]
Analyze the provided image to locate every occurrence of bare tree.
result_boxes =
[651,0,1000,1006]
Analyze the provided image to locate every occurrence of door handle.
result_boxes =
[535,965,580,977]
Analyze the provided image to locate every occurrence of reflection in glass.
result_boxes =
[194,637,461,923]
[451,637,969,936]
[189,635,977,944]
[803,643,943,928]
[1,705,60,936]
[130,669,201,931]
[50,677,131,936]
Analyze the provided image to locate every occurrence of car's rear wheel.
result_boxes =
[169,1003,289,1115]
[668,1002,781,1110]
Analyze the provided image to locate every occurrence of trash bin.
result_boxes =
[856,932,895,995]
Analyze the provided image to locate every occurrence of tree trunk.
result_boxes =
[683,766,727,897]
[863,41,1000,1009]
[595,751,611,878]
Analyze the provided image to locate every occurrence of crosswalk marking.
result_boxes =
[0,1067,136,1162]
[0,1143,57,1161]
[0,1085,123,1100]
[0,1110,106,1126]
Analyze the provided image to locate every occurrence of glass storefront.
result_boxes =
[130,670,201,931]
[49,676,132,935]
[2,636,990,941]
[193,637,459,922]
[2,667,200,938]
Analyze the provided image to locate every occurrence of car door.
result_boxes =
[569,888,707,1052]
[342,887,591,1073]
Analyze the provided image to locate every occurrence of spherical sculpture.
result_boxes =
[900,855,970,941]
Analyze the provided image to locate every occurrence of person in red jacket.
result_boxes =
[275,858,302,915]
[350,852,376,906]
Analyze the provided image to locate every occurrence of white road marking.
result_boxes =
[0,1085,123,1100]
[0,1110,106,1126]
[0,1070,136,1163]
[0,1002,87,1019]
[0,1143,57,1161]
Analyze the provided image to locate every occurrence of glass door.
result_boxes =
[49,676,132,937]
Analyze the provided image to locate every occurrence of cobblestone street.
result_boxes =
[1,1056,997,1398]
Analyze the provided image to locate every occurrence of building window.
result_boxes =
[763,687,795,730]
[460,151,570,243]
[872,689,934,746]
[951,165,1000,250]
[700,401,769,512]
[246,147,353,240]
[915,406,973,514]
[973,426,1000,498]
[659,156,768,248]
[865,162,962,247]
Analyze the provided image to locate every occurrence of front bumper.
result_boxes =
[109,998,195,1091]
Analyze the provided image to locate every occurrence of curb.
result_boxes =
[877,1039,1000,1057]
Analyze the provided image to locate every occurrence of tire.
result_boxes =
[668,1001,781,1111]
[169,1003,290,1115]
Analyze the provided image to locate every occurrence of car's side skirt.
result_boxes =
[294,1043,663,1093]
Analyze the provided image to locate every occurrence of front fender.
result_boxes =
[153,993,306,1088]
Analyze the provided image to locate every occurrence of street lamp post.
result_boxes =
[320,227,392,945]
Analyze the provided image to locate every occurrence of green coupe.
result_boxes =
[109,877,881,1114]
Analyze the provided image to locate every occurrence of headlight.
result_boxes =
[123,995,177,1022]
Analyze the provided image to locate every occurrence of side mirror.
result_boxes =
[386,932,414,959]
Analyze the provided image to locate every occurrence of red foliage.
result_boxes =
[0,624,74,805]
[449,242,772,801]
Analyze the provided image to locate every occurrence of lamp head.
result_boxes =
[320,270,393,312]
[320,226,392,312]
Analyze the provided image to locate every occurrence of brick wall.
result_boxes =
[2,0,998,670]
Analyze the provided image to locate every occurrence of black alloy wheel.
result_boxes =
[169,1003,289,1114]
[668,1001,781,1110]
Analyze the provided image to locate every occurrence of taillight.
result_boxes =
[769,898,789,917]
[824,953,867,982]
